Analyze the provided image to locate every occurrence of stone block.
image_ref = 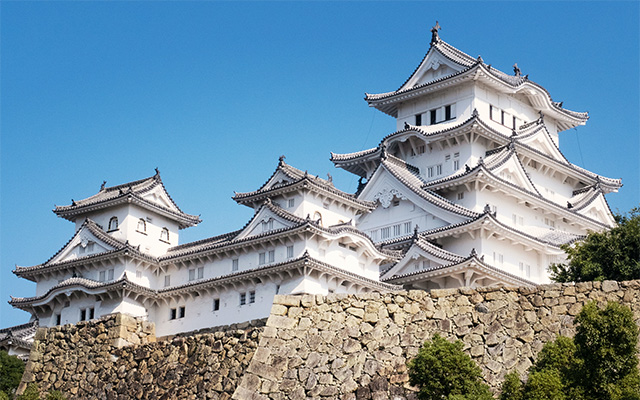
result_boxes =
[266,316,297,330]
[273,295,301,307]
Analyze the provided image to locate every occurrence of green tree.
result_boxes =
[550,207,640,282]
[573,301,640,399]
[408,334,493,400]
[500,302,640,400]
[44,391,67,400]
[0,350,25,397]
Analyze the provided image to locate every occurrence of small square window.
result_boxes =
[164,275,171,287]
[249,291,256,303]
[457,192,464,200]
[213,298,220,311]
[436,164,443,175]
[240,292,246,306]
[392,199,400,207]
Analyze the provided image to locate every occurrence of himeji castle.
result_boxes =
[8,24,620,339]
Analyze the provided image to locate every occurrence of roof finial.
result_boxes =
[513,63,521,77]
[327,173,333,183]
[470,248,477,257]
[430,21,441,44]
[100,181,106,191]
[279,155,286,165]
[154,167,160,176]
[471,108,479,117]
[71,199,76,206]
[413,225,419,239]
[404,121,410,130]
[483,204,491,214]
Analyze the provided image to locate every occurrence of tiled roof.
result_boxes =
[365,38,588,126]
[54,171,200,229]
[383,251,536,287]
[379,155,479,219]
[233,158,375,210]
[14,219,157,281]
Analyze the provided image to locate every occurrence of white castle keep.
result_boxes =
[9,25,620,338]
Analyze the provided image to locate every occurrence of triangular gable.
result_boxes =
[574,192,616,227]
[47,224,120,265]
[140,183,181,212]
[381,240,463,280]
[400,46,470,91]
[487,148,540,194]
[358,164,468,227]
[516,126,567,163]
[234,205,301,241]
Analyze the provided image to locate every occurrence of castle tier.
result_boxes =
[10,25,619,337]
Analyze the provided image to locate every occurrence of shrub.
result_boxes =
[16,383,40,400]
[0,350,25,396]
[44,391,67,400]
[499,371,522,400]
[408,334,493,400]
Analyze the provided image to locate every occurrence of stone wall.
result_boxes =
[19,281,640,400]
[232,280,640,399]
[20,313,264,399]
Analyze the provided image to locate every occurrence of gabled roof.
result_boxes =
[163,202,400,263]
[14,219,156,281]
[0,320,38,360]
[358,153,479,220]
[233,157,375,211]
[382,249,536,288]
[364,32,588,131]
[420,210,583,249]
[54,170,200,229]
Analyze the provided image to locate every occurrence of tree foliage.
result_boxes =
[500,301,640,400]
[408,334,493,400]
[0,350,25,397]
[550,207,640,282]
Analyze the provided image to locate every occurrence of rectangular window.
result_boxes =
[188,269,196,281]
[170,308,177,320]
[197,267,204,279]
[136,270,142,279]
[512,116,517,129]
[164,275,171,287]
[259,252,266,265]
[80,309,86,321]
[99,271,106,282]
[288,198,295,208]
[179,306,185,318]
[404,221,412,234]
[453,160,460,170]
[240,293,246,306]
[287,245,294,259]
[457,192,464,200]
[445,154,451,161]
[89,307,94,320]
[232,259,239,271]
[415,113,422,125]
[428,167,434,178]
[519,216,524,226]
[249,291,256,303]
[370,230,378,241]
[108,269,114,281]
[414,262,420,271]
[418,145,425,154]
[430,109,437,125]
[392,199,400,207]
[268,250,275,263]
[213,298,220,311]
[393,224,401,236]
[436,164,442,175]
[445,105,452,120]
[55,314,61,325]
[423,260,430,269]
[381,227,390,239]
[454,152,460,157]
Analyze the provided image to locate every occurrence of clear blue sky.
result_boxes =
[1,2,638,328]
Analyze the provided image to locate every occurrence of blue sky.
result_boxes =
[1,1,638,327]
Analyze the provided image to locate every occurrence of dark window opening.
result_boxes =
[179,306,185,318]
[89,307,94,319]
[415,114,422,125]
[170,308,177,320]
[445,105,452,120]
[56,314,61,325]
[80,309,86,321]
[213,299,220,311]
[430,110,437,125]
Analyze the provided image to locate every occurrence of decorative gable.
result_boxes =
[234,205,302,241]
[47,224,119,265]
[400,48,467,91]
[381,240,463,280]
